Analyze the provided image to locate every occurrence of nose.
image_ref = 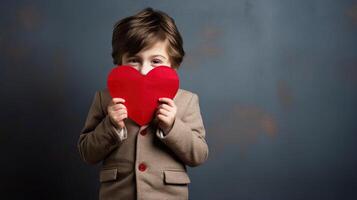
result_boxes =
[139,61,154,75]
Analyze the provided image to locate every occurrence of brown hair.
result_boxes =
[111,7,185,69]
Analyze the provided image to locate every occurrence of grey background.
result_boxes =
[1,0,357,199]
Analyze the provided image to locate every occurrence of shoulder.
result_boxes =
[99,87,110,98]
[91,88,111,114]
[173,88,199,103]
[174,89,200,112]
[93,88,110,101]
[177,88,196,96]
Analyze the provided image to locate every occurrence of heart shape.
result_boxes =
[107,65,180,126]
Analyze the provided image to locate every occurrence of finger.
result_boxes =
[114,110,128,116]
[112,105,126,112]
[159,98,175,107]
[118,112,128,120]
[158,103,172,111]
[111,107,125,113]
[118,118,127,129]
[113,104,127,111]
[112,98,125,104]
[157,114,168,122]
[118,121,125,129]
[157,108,170,117]
[120,109,128,114]
[116,115,127,125]
[113,107,127,113]
[110,115,117,121]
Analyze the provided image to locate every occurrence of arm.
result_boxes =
[156,93,209,167]
[77,91,127,165]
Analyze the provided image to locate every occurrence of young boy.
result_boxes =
[77,7,208,200]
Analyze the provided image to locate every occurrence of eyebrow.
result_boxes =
[127,55,167,60]
[151,55,167,60]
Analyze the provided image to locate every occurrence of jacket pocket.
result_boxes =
[164,170,191,185]
[99,168,118,182]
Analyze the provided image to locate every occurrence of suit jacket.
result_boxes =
[77,88,209,200]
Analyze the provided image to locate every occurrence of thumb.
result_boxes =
[118,120,125,129]
[119,117,128,129]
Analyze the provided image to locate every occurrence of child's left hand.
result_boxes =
[156,97,177,135]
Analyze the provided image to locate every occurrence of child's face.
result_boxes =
[122,39,172,75]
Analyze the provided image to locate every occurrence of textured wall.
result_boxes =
[1,0,357,199]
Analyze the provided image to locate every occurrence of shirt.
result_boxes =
[113,124,165,140]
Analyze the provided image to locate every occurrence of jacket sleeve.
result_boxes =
[156,93,209,167]
[77,91,127,165]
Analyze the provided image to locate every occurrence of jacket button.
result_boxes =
[140,129,147,136]
[138,163,147,172]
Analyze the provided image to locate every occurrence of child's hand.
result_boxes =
[156,98,177,135]
[107,98,127,129]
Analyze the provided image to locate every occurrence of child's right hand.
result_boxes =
[107,98,127,129]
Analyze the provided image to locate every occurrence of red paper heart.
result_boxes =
[107,65,180,126]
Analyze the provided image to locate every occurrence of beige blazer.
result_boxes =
[77,88,209,200]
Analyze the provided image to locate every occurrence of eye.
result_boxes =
[152,59,162,64]
[128,58,139,63]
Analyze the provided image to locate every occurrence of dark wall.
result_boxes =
[1,0,357,199]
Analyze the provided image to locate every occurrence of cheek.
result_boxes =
[163,61,172,67]
[127,65,139,71]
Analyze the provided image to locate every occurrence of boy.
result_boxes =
[78,7,208,200]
